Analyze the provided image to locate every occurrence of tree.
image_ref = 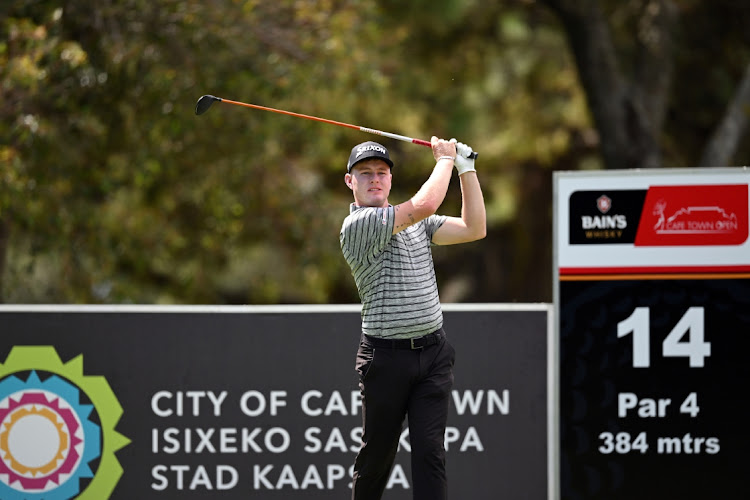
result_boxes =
[373,0,750,302]
[0,0,417,303]
[539,0,750,169]
[2,0,748,304]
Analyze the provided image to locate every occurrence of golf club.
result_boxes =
[195,95,478,159]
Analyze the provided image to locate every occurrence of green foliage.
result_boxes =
[1,0,414,303]
[1,0,747,304]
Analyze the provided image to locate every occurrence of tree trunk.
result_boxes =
[540,0,678,169]
[699,61,750,167]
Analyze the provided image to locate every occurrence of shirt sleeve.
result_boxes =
[424,214,448,243]
[340,206,396,266]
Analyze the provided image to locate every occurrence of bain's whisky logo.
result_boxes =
[581,194,627,234]
[597,194,612,214]
[569,190,647,245]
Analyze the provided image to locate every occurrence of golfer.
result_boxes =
[340,137,486,500]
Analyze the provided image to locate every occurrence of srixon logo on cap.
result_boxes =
[356,144,387,157]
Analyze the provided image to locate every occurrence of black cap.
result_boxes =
[346,141,394,172]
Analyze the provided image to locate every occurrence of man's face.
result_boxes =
[345,159,392,208]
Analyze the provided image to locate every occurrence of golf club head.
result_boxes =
[195,95,221,115]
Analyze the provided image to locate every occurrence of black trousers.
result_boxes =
[351,329,455,500]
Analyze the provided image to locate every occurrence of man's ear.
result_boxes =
[344,173,352,189]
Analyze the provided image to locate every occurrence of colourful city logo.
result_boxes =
[0,346,130,499]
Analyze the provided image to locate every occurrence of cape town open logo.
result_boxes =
[0,346,130,500]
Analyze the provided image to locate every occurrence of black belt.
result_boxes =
[363,329,445,350]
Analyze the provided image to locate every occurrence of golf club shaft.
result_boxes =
[209,96,476,158]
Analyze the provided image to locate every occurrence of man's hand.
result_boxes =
[451,139,476,175]
[431,136,457,162]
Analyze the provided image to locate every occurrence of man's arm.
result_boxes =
[393,137,457,234]
[432,141,486,245]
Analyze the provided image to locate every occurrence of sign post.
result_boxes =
[554,168,750,499]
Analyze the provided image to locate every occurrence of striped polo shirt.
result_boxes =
[340,203,447,339]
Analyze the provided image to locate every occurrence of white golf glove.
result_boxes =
[451,138,476,175]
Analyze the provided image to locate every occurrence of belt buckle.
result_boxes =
[410,338,423,350]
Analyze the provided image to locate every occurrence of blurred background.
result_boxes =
[1,0,749,305]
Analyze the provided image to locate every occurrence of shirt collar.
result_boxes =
[350,203,392,214]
